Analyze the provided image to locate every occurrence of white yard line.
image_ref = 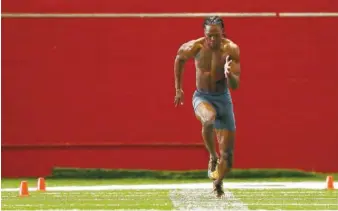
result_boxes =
[1,181,335,192]
[2,210,336,211]
[1,210,183,211]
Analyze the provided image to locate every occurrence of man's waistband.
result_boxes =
[195,89,229,96]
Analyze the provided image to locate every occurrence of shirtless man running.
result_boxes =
[174,16,241,198]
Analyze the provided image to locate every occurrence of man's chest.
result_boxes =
[195,48,228,72]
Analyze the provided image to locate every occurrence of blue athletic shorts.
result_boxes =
[192,90,236,131]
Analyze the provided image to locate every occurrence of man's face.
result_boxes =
[204,24,223,49]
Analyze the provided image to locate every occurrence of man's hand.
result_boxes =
[224,55,233,78]
[174,89,184,107]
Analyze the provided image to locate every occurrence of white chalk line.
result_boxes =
[1,12,338,18]
[2,210,337,211]
[0,209,229,211]
[2,181,336,192]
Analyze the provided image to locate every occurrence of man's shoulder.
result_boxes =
[223,38,239,50]
[180,38,204,50]
[223,39,240,61]
[177,38,204,56]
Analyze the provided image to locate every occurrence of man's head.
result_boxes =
[203,16,225,49]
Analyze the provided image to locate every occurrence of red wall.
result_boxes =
[2,0,338,177]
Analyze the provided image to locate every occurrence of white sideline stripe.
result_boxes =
[279,12,338,17]
[1,12,277,18]
[1,182,336,192]
[0,210,182,211]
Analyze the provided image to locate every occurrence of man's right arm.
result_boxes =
[174,41,196,91]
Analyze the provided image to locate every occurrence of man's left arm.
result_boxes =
[228,44,241,90]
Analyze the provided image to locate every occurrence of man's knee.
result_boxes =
[195,102,216,127]
[220,149,233,169]
[202,114,216,127]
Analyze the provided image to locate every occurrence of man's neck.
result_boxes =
[204,42,221,51]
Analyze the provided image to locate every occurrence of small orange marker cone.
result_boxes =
[19,181,29,197]
[37,177,46,191]
[326,176,335,190]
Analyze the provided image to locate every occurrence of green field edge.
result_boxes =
[3,167,338,180]
[50,167,338,179]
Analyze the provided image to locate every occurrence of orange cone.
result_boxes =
[326,176,335,190]
[19,181,29,197]
[37,177,46,191]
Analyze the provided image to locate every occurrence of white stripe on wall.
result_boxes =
[279,12,338,17]
[2,12,276,18]
[1,12,338,18]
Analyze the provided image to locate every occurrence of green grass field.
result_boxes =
[1,178,337,210]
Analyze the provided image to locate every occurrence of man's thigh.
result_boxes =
[192,92,216,123]
[214,102,236,131]
[194,102,216,123]
[214,102,236,168]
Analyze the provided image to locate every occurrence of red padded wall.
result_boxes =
[2,0,338,177]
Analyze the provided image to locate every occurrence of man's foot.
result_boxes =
[208,157,219,180]
[213,180,225,198]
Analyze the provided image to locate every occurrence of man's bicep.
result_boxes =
[230,44,240,62]
[230,45,241,75]
[176,50,189,62]
[232,63,241,76]
[176,43,195,62]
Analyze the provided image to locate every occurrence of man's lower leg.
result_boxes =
[202,123,219,180]
[213,179,224,197]
[202,123,217,159]
[217,151,232,180]
[212,151,233,197]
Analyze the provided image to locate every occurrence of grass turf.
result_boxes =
[2,190,172,210]
[1,188,337,210]
[232,189,338,210]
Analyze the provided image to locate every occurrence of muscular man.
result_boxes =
[174,16,241,197]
